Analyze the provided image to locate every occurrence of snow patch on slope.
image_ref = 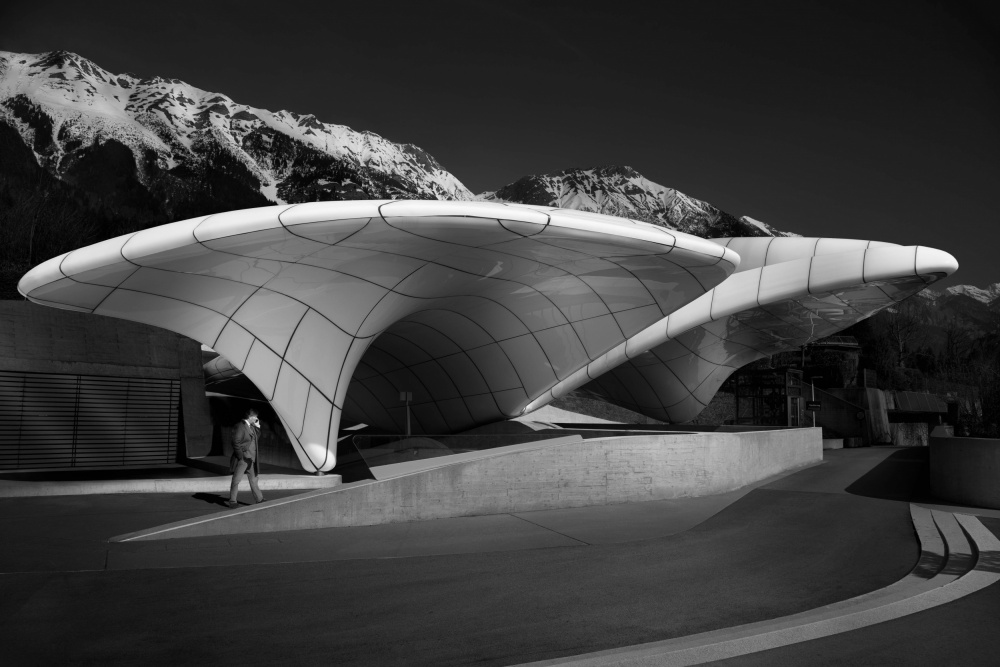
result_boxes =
[945,283,1000,304]
[485,166,797,238]
[0,50,472,204]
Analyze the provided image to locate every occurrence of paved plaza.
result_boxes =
[1,447,998,666]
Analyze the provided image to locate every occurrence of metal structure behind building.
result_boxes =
[734,368,805,428]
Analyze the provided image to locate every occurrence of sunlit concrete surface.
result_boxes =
[0,467,340,498]
[111,427,821,540]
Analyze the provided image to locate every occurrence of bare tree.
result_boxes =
[876,301,923,369]
[941,316,974,379]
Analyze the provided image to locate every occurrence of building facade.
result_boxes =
[17,201,957,472]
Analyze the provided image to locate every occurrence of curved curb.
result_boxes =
[0,473,342,498]
[517,504,1000,666]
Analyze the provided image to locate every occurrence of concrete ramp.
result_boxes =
[113,428,821,542]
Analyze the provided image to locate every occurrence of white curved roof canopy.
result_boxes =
[570,237,958,422]
[18,201,738,472]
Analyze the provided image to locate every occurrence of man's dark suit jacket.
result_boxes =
[230,420,260,473]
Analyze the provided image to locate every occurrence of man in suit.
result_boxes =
[227,408,265,508]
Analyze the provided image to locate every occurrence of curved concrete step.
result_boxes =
[518,504,1000,666]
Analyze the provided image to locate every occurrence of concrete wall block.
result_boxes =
[1,302,192,371]
[929,436,1000,510]
[141,428,823,538]
[2,301,210,466]
[862,389,892,444]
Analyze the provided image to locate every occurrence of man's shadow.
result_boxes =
[192,492,235,507]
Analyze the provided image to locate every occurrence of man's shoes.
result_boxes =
[225,500,238,509]
[256,497,266,504]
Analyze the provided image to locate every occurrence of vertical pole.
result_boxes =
[400,391,412,437]
[811,380,816,428]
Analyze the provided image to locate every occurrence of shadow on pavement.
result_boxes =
[192,492,230,507]
[845,448,929,501]
[844,447,1000,517]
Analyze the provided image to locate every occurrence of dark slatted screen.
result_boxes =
[0,371,180,469]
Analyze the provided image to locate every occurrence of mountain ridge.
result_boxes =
[943,283,1000,305]
[9,49,994,308]
[480,165,795,238]
[1,49,796,241]
[0,49,472,214]
[920,283,1000,305]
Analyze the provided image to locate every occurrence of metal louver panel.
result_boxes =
[0,371,180,469]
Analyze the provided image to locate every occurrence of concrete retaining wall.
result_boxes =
[930,435,1000,510]
[117,427,822,541]
[861,388,892,444]
[0,301,212,458]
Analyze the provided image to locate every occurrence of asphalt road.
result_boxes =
[1,448,988,666]
[713,518,1000,667]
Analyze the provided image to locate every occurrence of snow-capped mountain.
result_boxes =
[919,283,1000,306]
[0,50,471,214]
[481,165,794,238]
[0,50,799,240]
[945,283,1000,305]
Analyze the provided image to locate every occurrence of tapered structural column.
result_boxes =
[19,201,738,472]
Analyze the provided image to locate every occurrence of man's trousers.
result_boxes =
[229,459,263,504]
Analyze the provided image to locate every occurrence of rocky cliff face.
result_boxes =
[0,50,810,300]
[482,165,794,238]
[917,282,1000,331]
[941,283,1000,307]
[0,50,472,221]
[1,50,799,239]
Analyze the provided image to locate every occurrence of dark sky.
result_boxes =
[2,0,997,288]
